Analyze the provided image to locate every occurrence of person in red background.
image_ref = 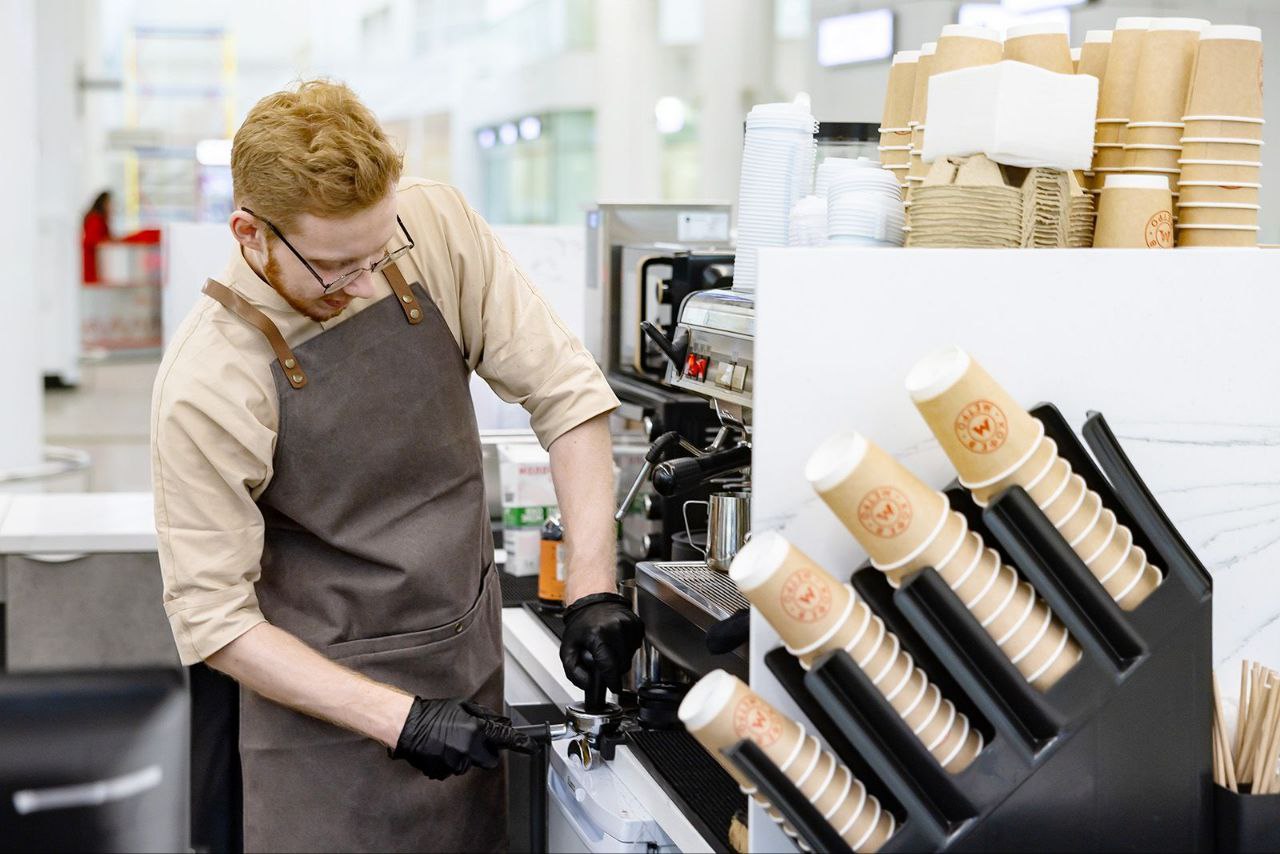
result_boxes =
[82,190,112,284]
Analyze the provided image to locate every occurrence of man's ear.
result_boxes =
[229,209,265,252]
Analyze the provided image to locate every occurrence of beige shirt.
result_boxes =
[152,178,618,665]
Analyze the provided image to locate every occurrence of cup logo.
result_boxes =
[857,486,913,538]
[1145,211,1173,248]
[733,695,783,747]
[780,569,833,623]
[955,400,1009,454]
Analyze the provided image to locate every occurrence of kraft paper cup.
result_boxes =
[1023,618,1082,688]
[969,426,1051,507]
[1078,31,1112,81]
[680,671,804,768]
[1092,145,1128,171]
[1085,519,1132,578]
[1116,563,1162,610]
[730,533,854,654]
[1176,225,1259,247]
[907,43,938,128]
[968,561,1018,626]
[933,25,1002,76]
[906,348,1043,487]
[1185,26,1264,120]
[1095,119,1129,145]
[1177,160,1262,184]
[1183,117,1265,140]
[805,432,950,570]
[1057,489,1103,544]
[1071,47,1081,73]
[1123,144,1182,171]
[1107,167,1179,192]
[1074,507,1116,557]
[1093,174,1174,248]
[1129,19,1209,124]
[1177,181,1261,205]
[1004,21,1073,73]
[1179,139,1264,161]
[1177,204,1260,227]
[877,145,912,167]
[882,51,921,131]
[951,548,1001,611]
[1041,473,1088,527]
[1097,18,1153,122]
[1124,123,1184,146]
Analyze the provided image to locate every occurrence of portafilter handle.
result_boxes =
[651,444,752,497]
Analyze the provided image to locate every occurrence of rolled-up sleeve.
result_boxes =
[151,320,276,664]
[450,191,619,448]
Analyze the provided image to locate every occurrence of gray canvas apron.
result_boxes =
[202,261,505,853]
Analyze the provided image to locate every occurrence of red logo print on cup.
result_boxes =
[733,695,783,747]
[857,486,914,538]
[955,400,1009,454]
[780,569,833,623]
[1145,211,1173,248]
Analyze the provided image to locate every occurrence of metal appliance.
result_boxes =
[587,203,735,567]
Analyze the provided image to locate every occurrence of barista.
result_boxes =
[151,80,644,851]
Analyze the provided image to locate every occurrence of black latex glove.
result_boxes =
[559,592,646,695]
[390,697,534,781]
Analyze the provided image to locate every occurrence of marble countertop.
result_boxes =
[0,492,156,554]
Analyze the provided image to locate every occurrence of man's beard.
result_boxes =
[263,248,351,322]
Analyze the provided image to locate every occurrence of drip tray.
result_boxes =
[636,562,748,624]
[636,561,748,682]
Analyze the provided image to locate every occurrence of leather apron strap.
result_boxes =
[202,279,308,390]
[381,262,425,325]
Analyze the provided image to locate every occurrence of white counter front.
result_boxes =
[749,247,1280,852]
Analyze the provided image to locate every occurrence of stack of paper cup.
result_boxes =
[789,195,829,247]
[730,534,984,772]
[1003,21,1073,74]
[1078,30,1112,82]
[804,433,1082,692]
[1077,30,1113,194]
[827,164,906,246]
[1122,18,1211,198]
[905,348,1162,612]
[905,41,938,199]
[879,51,919,186]
[1090,18,1152,194]
[735,101,818,291]
[1177,25,1264,247]
[1093,174,1175,248]
[909,27,1002,191]
[680,670,897,852]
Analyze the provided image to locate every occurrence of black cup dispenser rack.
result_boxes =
[724,404,1216,853]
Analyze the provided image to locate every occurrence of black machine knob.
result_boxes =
[642,494,662,520]
[640,321,690,371]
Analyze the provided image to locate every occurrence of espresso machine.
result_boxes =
[586,203,738,568]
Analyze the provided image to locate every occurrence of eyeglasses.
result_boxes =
[241,207,415,294]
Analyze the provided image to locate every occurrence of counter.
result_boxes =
[0,492,174,670]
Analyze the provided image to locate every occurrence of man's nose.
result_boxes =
[341,270,377,298]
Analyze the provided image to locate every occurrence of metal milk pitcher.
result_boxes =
[683,489,751,572]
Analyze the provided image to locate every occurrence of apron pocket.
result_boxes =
[323,560,496,661]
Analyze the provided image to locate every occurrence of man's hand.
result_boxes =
[390,697,534,780]
[559,593,645,694]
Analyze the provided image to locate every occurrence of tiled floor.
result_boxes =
[42,356,160,493]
